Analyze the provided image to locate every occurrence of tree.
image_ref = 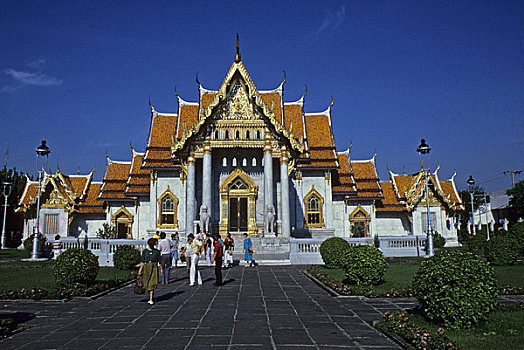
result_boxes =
[96,223,116,239]
[459,185,485,230]
[507,180,524,224]
[0,166,31,247]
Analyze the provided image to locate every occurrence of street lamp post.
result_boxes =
[417,138,433,257]
[1,182,12,249]
[31,140,50,260]
[467,175,476,236]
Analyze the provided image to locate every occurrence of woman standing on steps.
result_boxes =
[138,238,162,305]
[243,233,254,267]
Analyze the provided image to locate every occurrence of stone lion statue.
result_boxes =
[265,204,275,235]
[199,204,211,234]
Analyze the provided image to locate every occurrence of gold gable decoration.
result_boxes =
[219,82,258,120]
[172,59,304,155]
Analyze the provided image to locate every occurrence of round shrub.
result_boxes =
[53,248,99,289]
[413,249,498,329]
[23,234,46,252]
[319,237,351,269]
[343,245,388,286]
[113,245,141,270]
[432,232,445,249]
[484,234,519,265]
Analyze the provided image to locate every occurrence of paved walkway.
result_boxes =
[1,266,414,349]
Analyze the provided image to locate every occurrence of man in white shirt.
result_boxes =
[157,232,173,285]
[187,233,203,286]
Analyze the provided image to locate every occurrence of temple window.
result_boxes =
[246,130,250,139]
[157,187,179,228]
[232,158,237,167]
[304,187,324,228]
[214,131,219,139]
[242,158,247,167]
[225,130,229,139]
[223,157,227,167]
[252,158,257,166]
[256,130,261,139]
[236,130,240,139]
[349,206,371,237]
[44,213,59,236]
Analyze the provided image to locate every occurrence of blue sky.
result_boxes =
[1,0,523,191]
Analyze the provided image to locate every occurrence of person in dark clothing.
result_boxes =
[138,238,161,305]
[211,234,224,286]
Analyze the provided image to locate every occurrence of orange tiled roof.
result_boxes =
[126,153,150,196]
[440,181,461,205]
[176,105,199,139]
[283,104,304,138]
[376,182,406,212]
[68,176,89,198]
[392,175,414,198]
[99,161,133,201]
[260,93,282,123]
[201,93,216,111]
[77,183,105,214]
[302,114,337,168]
[17,181,39,208]
[351,161,382,199]
[148,115,178,148]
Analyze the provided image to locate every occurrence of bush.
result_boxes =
[319,237,351,269]
[509,222,524,254]
[413,249,498,329]
[113,245,141,270]
[343,245,388,286]
[432,231,445,249]
[53,248,99,289]
[23,233,46,252]
[484,234,519,265]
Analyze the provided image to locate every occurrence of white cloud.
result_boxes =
[5,69,63,86]
[317,5,346,35]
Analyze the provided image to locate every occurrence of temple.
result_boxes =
[17,41,464,257]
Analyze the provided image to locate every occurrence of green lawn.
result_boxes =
[316,263,524,292]
[0,266,134,291]
[0,249,30,260]
[408,307,524,350]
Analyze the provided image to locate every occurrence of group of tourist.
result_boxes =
[137,232,254,305]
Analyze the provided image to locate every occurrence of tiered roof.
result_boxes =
[16,170,104,215]
[98,158,132,201]
[125,150,150,196]
[375,169,464,212]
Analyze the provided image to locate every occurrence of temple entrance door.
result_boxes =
[219,168,258,236]
[229,197,248,232]
[116,222,129,239]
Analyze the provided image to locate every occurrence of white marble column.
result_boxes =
[202,143,212,214]
[280,149,290,238]
[185,154,196,236]
[263,142,273,235]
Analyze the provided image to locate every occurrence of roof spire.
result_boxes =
[235,33,241,63]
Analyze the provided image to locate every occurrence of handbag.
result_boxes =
[180,253,186,263]
[248,247,253,255]
[134,276,145,294]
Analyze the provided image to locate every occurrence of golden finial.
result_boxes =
[174,85,179,98]
[282,70,287,83]
[235,34,241,63]
[196,72,200,86]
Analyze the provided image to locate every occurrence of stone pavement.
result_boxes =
[0,266,416,350]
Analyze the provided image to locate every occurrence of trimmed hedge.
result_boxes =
[53,248,99,289]
[319,237,351,269]
[484,234,519,265]
[413,249,498,329]
[113,245,141,270]
[343,245,388,286]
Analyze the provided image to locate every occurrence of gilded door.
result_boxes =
[229,197,248,232]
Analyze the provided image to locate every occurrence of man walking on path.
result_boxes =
[157,232,173,285]
[212,234,224,286]
[187,233,203,286]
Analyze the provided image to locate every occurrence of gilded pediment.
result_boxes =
[217,82,259,121]
[42,188,69,209]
